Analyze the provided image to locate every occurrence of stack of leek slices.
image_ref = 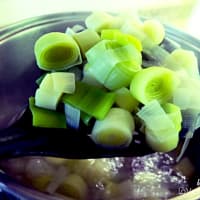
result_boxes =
[30,11,200,152]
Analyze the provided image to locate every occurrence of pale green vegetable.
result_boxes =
[163,49,199,78]
[162,103,182,132]
[34,32,80,71]
[142,19,165,45]
[62,81,116,120]
[73,29,100,57]
[35,72,75,110]
[29,97,66,128]
[35,88,62,110]
[86,40,142,89]
[137,100,179,152]
[51,72,75,94]
[101,29,142,51]
[85,12,120,32]
[137,100,176,131]
[40,72,75,94]
[173,75,200,110]
[145,128,179,152]
[115,87,139,112]
[91,108,135,147]
[130,66,179,104]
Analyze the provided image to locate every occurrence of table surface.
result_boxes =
[0,0,199,39]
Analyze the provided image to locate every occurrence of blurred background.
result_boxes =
[0,0,200,38]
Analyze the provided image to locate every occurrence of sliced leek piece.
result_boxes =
[162,103,182,132]
[136,100,175,132]
[86,41,142,87]
[85,12,119,32]
[115,87,139,112]
[39,73,53,91]
[62,81,116,120]
[130,66,179,105]
[173,76,200,110]
[51,72,75,94]
[64,103,80,129]
[91,108,135,147]
[29,97,66,128]
[101,29,142,51]
[142,19,165,45]
[137,100,179,152]
[145,128,179,152]
[104,59,142,90]
[163,49,199,78]
[34,32,81,71]
[35,88,62,110]
[73,29,100,57]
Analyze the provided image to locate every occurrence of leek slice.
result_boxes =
[104,61,141,90]
[29,97,66,128]
[145,128,179,152]
[142,19,165,45]
[91,108,135,147]
[101,29,142,51]
[163,49,199,78]
[173,76,200,110]
[115,87,139,112]
[136,100,175,132]
[162,103,182,132]
[121,20,169,63]
[73,29,100,57]
[35,72,75,110]
[34,32,80,71]
[82,64,104,87]
[137,100,179,152]
[35,88,62,110]
[130,66,179,104]
[51,72,75,94]
[86,41,142,88]
[85,12,119,32]
[62,81,116,120]
[64,103,80,129]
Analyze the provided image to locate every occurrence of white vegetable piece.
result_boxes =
[92,107,135,147]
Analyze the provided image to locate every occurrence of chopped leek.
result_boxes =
[162,103,182,132]
[163,49,199,78]
[73,29,100,57]
[85,12,119,32]
[145,128,179,152]
[115,87,139,112]
[173,76,200,110]
[86,40,142,89]
[136,100,176,132]
[62,81,116,120]
[91,108,135,147]
[35,88,62,110]
[101,29,142,51]
[29,97,66,128]
[142,19,165,45]
[34,32,81,71]
[51,72,75,94]
[35,72,76,110]
[64,103,80,129]
[137,100,179,152]
[130,66,179,104]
